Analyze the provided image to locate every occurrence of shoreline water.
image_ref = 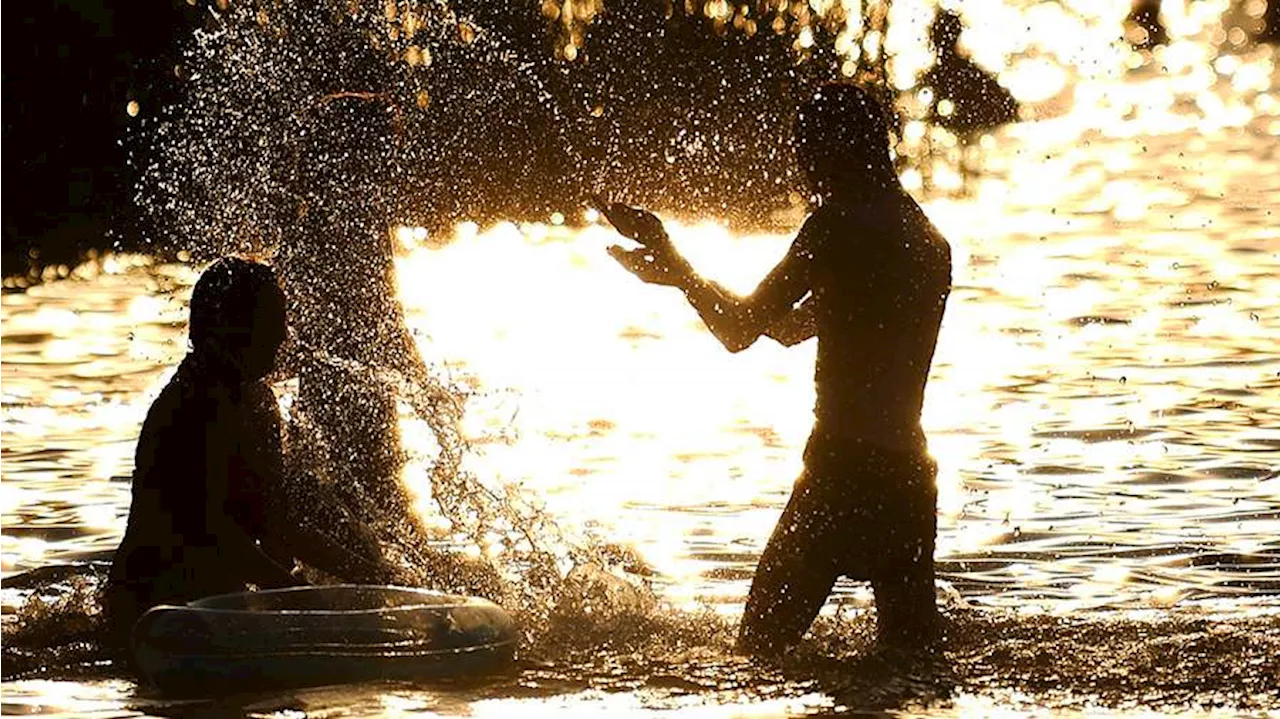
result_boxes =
[4,30,1278,717]
[4,597,1278,714]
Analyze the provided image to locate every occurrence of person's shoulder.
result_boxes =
[902,194,951,252]
[804,202,855,229]
[140,366,218,436]
[798,203,857,248]
[241,381,284,433]
[802,199,883,250]
[142,372,188,426]
[898,195,953,277]
[242,381,279,411]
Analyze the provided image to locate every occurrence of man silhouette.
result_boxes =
[600,83,952,655]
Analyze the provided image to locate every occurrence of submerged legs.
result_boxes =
[737,445,941,657]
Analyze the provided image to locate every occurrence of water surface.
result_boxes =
[3,28,1279,719]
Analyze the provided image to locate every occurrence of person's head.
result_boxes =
[188,257,286,381]
[794,83,895,200]
[930,10,964,53]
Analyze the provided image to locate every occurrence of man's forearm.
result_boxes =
[672,265,759,353]
[763,300,817,347]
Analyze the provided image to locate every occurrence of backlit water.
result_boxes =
[3,21,1280,719]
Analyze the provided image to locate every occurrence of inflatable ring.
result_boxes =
[132,585,518,696]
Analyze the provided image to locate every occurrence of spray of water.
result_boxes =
[118,1,675,649]
[7,0,1014,677]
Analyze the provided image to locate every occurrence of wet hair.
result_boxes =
[189,257,283,350]
[794,83,893,191]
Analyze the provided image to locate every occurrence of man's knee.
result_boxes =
[739,550,842,657]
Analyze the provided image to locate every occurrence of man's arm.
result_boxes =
[283,516,401,584]
[203,465,302,589]
[764,296,818,347]
[603,203,814,353]
[236,393,402,585]
[675,257,809,353]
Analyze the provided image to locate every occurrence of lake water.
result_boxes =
[3,21,1279,719]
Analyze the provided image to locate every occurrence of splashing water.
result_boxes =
[5,0,1280,714]
[123,0,643,615]
[119,0,865,635]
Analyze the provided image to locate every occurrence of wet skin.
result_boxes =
[106,263,398,650]
[600,115,953,655]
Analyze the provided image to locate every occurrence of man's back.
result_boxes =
[807,190,952,452]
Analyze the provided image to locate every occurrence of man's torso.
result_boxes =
[806,191,952,453]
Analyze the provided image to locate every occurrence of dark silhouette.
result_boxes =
[1259,0,1280,42]
[105,258,400,652]
[1,0,208,278]
[920,10,1019,139]
[600,84,952,656]
[1125,0,1169,49]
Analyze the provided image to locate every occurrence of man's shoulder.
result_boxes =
[805,195,897,233]
[804,201,857,229]
[798,203,860,250]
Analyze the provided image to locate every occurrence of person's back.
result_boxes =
[808,192,951,453]
[108,363,282,622]
[764,188,951,652]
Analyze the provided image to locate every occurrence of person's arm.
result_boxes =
[281,515,402,584]
[764,296,818,347]
[275,470,405,584]
[238,392,402,585]
[205,395,302,589]
[602,202,814,353]
[203,472,301,588]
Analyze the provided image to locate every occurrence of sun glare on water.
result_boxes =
[376,0,1280,612]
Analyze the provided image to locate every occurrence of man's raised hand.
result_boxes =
[607,245,686,287]
[593,195,670,249]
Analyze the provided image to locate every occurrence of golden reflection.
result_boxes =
[1,0,1277,669]
[375,21,1279,607]
[464,690,831,717]
[0,680,135,716]
[1,6,1279,717]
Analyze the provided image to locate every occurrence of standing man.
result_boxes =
[600,83,952,656]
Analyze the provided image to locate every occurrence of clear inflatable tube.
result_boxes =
[132,585,518,696]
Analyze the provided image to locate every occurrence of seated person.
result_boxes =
[105,257,399,650]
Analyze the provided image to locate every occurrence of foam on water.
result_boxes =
[5,565,1277,714]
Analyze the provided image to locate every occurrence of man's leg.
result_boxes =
[737,476,843,657]
[868,452,940,646]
